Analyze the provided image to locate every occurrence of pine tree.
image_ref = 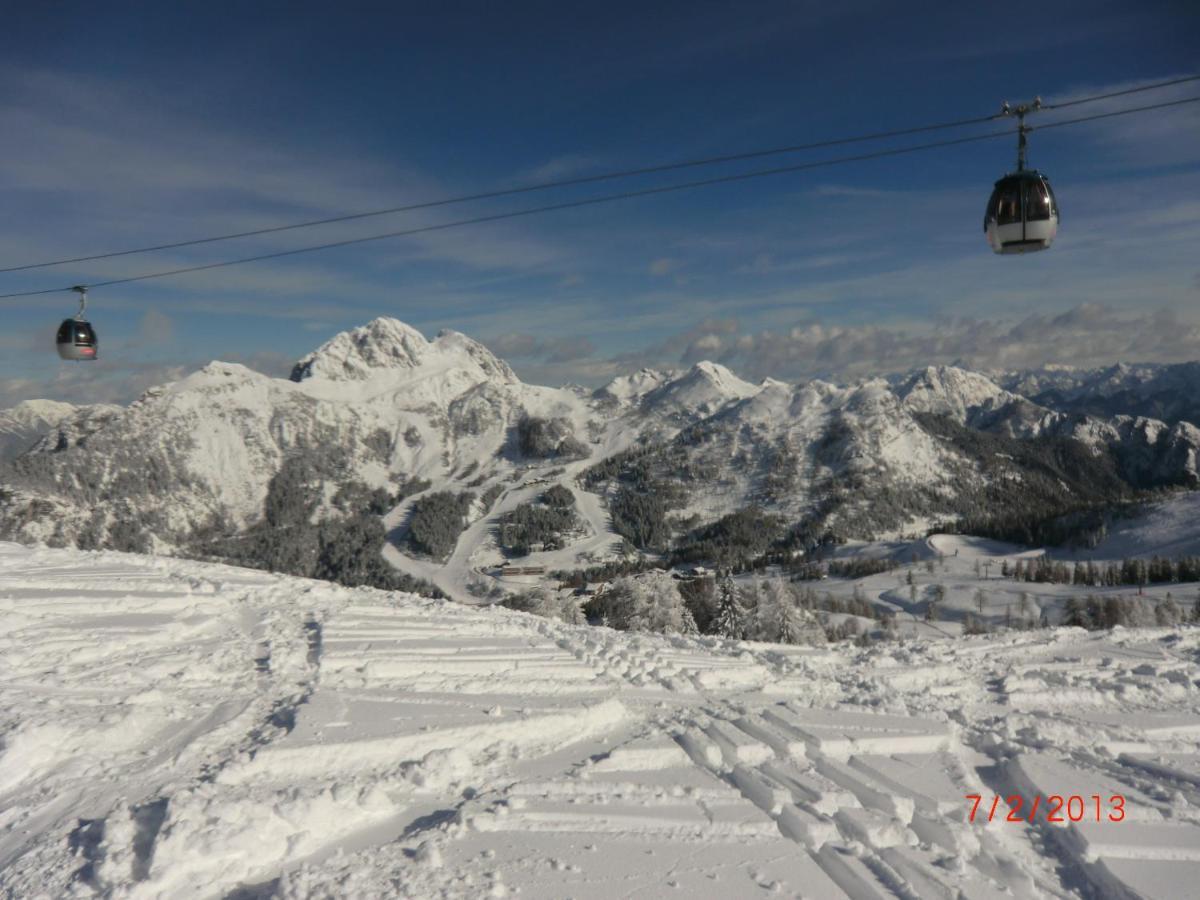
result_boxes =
[556,592,586,625]
[776,584,805,645]
[755,579,785,642]
[1155,595,1181,627]
[739,581,762,638]
[713,571,744,640]
[925,584,945,621]
[1063,596,1088,628]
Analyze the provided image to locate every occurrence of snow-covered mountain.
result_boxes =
[0,320,1198,587]
[1000,361,1200,427]
[0,398,118,462]
[0,319,602,554]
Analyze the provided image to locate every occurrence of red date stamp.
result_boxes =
[966,794,1125,824]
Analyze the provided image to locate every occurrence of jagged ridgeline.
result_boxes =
[1,319,1199,592]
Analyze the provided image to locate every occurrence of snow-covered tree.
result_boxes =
[750,579,823,645]
[505,584,585,625]
[754,579,788,642]
[926,584,945,621]
[776,585,807,645]
[713,571,744,640]
[1155,595,1181,627]
[599,570,695,635]
[738,580,761,635]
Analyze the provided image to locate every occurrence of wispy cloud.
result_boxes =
[1038,73,1200,169]
[485,332,597,363]
[0,67,571,308]
[624,303,1200,384]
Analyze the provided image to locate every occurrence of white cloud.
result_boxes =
[1038,74,1200,169]
[661,304,1200,383]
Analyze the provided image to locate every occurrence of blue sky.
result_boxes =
[1,0,1198,405]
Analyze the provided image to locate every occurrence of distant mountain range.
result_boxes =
[1,318,1196,596]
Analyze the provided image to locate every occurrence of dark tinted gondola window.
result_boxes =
[56,321,73,342]
[995,181,1022,225]
[1024,179,1052,221]
[75,324,95,344]
[1045,179,1059,220]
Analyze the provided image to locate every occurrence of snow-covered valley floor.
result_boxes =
[3,542,1200,899]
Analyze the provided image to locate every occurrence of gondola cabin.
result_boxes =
[984,170,1058,254]
[56,319,98,360]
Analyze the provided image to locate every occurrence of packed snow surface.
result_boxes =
[3,543,1200,898]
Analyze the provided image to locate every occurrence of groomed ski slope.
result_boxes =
[2,543,1200,898]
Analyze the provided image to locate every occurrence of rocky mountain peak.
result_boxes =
[898,365,1017,420]
[433,329,519,384]
[595,368,671,405]
[643,361,757,414]
[290,317,431,382]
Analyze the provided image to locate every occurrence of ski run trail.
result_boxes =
[3,543,1200,899]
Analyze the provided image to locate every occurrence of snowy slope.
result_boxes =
[1067,491,1200,560]
[4,543,1200,899]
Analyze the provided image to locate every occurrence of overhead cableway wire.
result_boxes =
[4,73,1194,275]
[1041,74,1200,111]
[1,94,1197,302]
[0,114,1005,274]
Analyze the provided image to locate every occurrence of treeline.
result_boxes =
[332,475,431,516]
[1062,593,1198,629]
[517,416,589,460]
[580,442,695,555]
[669,507,785,567]
[1006,555,1200,586]
[498,486,579,556]
[500,584,586,624]
[406,490,475,560]
[610,485,675,551]
[192,458,441,596]
[914,413,1145,548]
[826,557,897,578]
[583,572,844,645]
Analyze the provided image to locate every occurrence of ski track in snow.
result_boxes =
[3,543,1200,898]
